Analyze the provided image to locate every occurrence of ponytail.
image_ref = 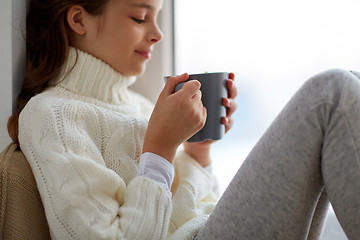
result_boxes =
[8,0,109,144]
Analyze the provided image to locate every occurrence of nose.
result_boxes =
[148,23,163,44]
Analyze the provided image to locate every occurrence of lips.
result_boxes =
[135,50,152,60]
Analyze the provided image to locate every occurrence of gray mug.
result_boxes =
[166,72,228,142]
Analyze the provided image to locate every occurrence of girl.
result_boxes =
[8,0,360,239]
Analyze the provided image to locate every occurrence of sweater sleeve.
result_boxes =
[168,150,220,239]
[18,98,172,240]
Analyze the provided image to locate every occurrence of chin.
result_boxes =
[115,67,145,77]
[119,62,147,77]
[130,66,147,77]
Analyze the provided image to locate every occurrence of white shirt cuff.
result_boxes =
[137,152,175,197]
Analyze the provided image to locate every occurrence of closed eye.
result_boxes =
[132,17,146,24]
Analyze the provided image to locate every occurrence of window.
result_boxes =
[175,0,360,239]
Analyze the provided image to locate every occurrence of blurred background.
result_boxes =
[175,0,360,239]
[1,0,357,238]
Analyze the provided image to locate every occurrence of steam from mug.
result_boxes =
[167,72,228,142]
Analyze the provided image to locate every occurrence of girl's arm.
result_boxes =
[19,97,172,240]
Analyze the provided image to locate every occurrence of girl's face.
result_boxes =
[79,0,163,76]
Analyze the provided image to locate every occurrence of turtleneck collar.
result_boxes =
[55,47,137,105]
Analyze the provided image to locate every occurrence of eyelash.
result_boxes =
[132,17,146,24]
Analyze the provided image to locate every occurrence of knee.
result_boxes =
[308,68,357,87]
[301,68,360,101]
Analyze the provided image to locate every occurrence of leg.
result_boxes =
[196,69,360,239]
[307,189,329,239]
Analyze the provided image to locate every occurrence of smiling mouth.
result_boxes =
[135,51,151,60]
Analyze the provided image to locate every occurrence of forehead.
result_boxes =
[124,0,163,11]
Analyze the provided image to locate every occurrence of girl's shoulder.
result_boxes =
[23,87,85,114]
[20,87,109,127]
[21,86,145,126]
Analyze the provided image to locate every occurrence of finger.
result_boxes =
[229,72,235,81]
[222,117,234,133]
[192,88,202,102]
[201,106,207,127]
[227,79,238,99]
[180,80,201,98]
[223,98,237,117]
[163,73,189,95]
[191,90,205,118]
[191,90,204,113]
[193,104,207,132]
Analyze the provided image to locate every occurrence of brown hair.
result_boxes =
[7,0,110,144]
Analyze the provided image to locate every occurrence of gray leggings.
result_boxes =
[196,69,360,240]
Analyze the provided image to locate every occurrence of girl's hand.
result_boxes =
[183,73,238,167]
[222,72,237,133]
[143,73,207,163]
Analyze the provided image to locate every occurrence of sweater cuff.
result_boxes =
[137,152,175,197]
[203,163,212,174]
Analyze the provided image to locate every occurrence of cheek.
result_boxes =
[113,30,137,52]
[123,24,142,43]
[102,33,133,60]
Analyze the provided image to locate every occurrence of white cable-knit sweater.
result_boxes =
[18,48,218,239]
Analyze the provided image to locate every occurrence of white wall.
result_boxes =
[12,0,27,112]
[0,0,12,149]
[0,0,27,149]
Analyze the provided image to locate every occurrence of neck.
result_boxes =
[55,47,137,105]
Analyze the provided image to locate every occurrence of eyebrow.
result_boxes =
[129,3,154,11]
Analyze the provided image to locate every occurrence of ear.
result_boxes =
[67,5,87,36]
